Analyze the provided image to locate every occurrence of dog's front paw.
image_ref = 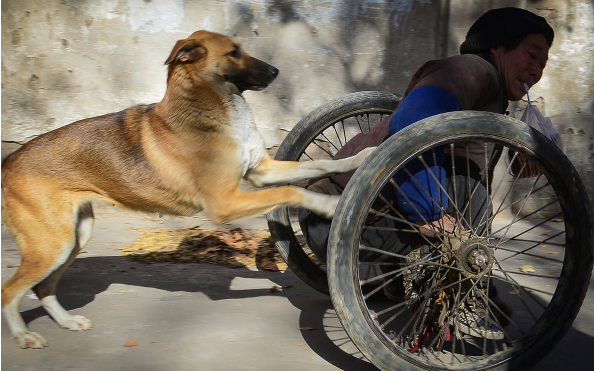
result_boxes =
[358,146,377,156]
[314,195,340,220]
[346,146,377,169]
[59,315,93,331]
[302,190,340,219]
[14,331,49,349]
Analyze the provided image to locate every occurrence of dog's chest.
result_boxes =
[227,95,266,176]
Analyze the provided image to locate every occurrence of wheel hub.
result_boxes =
[456,238,494,278]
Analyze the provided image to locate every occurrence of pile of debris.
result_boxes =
[122,226,287,271]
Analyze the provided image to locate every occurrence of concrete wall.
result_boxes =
[2,0,593,197]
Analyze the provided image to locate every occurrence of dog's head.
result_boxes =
[165,30,279,93]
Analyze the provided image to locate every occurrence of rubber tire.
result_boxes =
[328,111,594,371]
[267,91,401,294]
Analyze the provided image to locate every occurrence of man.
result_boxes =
[299,7,554,339]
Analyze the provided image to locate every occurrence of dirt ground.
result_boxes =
[1,202,594,371]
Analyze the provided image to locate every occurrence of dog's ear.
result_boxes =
[165,39,206,65]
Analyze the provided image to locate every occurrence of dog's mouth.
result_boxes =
[240,83,269,92]
[225,60,279,93]
[225,78,270,93]
[227,74,277,92]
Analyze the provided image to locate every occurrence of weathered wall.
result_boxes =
[2,0,593,195]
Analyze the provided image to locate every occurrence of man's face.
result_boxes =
[490,33,550,101]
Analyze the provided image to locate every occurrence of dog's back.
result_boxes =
[2,103,206,216]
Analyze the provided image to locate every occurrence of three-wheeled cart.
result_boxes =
[267,91,594,371]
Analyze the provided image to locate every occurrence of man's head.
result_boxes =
[460,8,554,55]
[460,7,554,101]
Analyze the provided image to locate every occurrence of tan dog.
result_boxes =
[1,30,374,348]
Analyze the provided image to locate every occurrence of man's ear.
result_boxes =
[164,39,206,65]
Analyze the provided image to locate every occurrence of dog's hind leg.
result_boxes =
[31,202,94,332]
[2,275,49,348]
[1,198,93,348]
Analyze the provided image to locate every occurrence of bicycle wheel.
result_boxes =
[328,111,593,370]
[267,91,401,294]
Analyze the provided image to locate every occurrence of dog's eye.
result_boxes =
[227,47,242,59]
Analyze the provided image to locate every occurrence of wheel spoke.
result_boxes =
[310,138,335,157]
[331,123,344,147]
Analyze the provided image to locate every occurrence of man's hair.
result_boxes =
[460,7,554,54]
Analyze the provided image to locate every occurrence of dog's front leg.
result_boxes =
[202,186,339,224]
[245,147,376,187]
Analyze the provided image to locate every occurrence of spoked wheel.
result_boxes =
[267,91,401,294]
[328,111,593,371]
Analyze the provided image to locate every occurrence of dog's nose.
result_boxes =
[270,66,279,78]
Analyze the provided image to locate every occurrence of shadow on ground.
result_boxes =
[16,254,594,371]
[19,256,377,371]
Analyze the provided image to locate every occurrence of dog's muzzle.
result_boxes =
[229,58,279,92]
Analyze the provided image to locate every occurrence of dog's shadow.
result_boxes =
[20,255,378,371]
[24,256,292,310]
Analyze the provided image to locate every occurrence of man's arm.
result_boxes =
[389,85,460,222]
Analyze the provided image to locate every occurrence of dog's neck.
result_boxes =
[156,75,238,132]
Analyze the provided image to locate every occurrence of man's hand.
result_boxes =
[415,214,463,237]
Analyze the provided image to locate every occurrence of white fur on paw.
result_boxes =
[352,146,377,167]
[15,331,49,349]
[60,315,93,331]
[317,195,340,219]
[303,190,341,219]
[359,146,377,156]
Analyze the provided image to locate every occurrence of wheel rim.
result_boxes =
[329,113,592,370]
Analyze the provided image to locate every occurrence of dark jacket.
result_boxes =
[326,53,508,193]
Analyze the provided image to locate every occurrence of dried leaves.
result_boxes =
[122,227,287,271]
[520,265,536,273]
